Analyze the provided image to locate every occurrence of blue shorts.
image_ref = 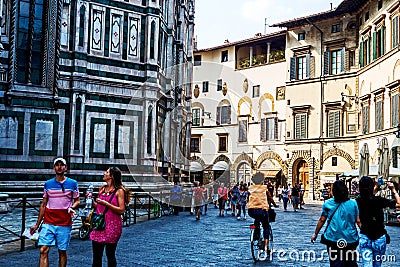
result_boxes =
[38,224,72,251]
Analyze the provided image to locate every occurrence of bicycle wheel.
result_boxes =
[250,225,262,262]
[123,209,131,227]
[79,224,91,240]
[267,224,274,261]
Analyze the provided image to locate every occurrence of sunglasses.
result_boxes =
[59,183,65,192]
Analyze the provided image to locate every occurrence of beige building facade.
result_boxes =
[192,0,400,200]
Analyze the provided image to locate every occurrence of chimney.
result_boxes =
[330,3,333,10]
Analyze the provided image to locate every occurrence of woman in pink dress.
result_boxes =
[90,167,130,267]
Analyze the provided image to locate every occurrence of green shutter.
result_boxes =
[372,31,377,60]
[359,42,364,68]
[381,26,385,56]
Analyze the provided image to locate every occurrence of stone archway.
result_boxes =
[232,153,253,184]
[255,151,287,175]
[287,150,319,200]
[322,147,356,169]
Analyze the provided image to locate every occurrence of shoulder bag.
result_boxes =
[91,189,117,231]
[320,202,342,246]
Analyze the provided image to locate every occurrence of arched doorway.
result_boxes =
[292,159,310,199]
[237,162,251,184]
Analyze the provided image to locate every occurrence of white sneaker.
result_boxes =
[237,216,241,220]
[244,216,247,220]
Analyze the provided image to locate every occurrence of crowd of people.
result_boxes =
[29,157,400,267]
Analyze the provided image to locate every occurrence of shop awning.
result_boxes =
[190,162,203,172]
[259,170,280,178]
[212,161,229,171]
[339,165,400,177]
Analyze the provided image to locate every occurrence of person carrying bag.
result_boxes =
[91,189,117,231]
[311,180,361,267]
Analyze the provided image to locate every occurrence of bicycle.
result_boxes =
[249,210,274,262]
[123,205,134,227]
[160,197,174,216]
[79,208,94,240]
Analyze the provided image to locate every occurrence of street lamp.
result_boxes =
[341,92,359,107]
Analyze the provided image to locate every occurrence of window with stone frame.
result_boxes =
[327,110,341,137]
[324,48,345,75]
[290,46,313,81]
[238,118,248,143]
[359,29,371,68]
[192,108,201,126]
[372,25,385,60]
[361,97,370,134]
[373,89,385,132]
[294,113,307,139]
[216,105,231,125]
[260,114,278,141]
[388,81,400,127]
[218,135,228,152]
[376,99,383,131]
[291,106,310,140]
[190,136,200,153]
[389,2,400,49]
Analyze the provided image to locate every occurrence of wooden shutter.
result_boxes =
[372,31,377,60]
[392,95,399,127]
[295,113,307,139]
[366,37,370,64]
[216,106,221,125]
[274,117,279,140]
[290,57,296,80]
[239,119,247,142]
[376,101,382,131]
[306,54,310,78]
[340,47,345,73]
[363,105,369,134]
[227,106,231,124]
[359,41,364,68]
[381,26,385,56]
[260,118,266,141]
[324,51,330,75]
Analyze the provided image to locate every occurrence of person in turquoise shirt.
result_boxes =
[311,180,361,267]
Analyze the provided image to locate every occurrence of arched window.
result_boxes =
[216,100,231,125]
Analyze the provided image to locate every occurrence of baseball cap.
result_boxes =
[53,157,67,166]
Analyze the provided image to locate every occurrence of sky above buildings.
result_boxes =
[194,0,343,49]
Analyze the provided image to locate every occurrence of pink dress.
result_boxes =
[90,189,123,244]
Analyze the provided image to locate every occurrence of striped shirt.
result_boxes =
[43,177,79,226]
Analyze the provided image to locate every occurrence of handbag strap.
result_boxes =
[101,189,117,214]
[323,202,342,234]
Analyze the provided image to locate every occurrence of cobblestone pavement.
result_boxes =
[1,202,399,266]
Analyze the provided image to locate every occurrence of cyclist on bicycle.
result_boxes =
[248,173,278,254]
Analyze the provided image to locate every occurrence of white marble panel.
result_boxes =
[0,117,18,149]
[35,120,53,151]
[118,125,130,154]
[93,123,106,153]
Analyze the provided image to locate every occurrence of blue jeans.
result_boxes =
[248,209,269,239]
[359,233,386,267]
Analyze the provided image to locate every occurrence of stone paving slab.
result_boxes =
[0,202,399,266]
